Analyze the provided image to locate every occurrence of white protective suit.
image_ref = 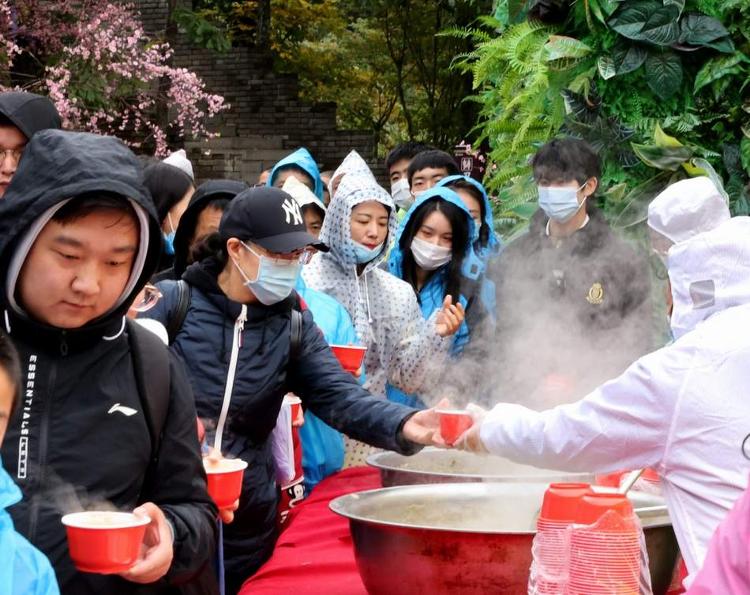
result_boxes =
[303,173,451,399]
[480,216,750,578]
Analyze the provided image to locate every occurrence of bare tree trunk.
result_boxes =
[256,0,271,49]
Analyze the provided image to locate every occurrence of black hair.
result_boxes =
[398,198,469,304]
[301,202,325,220]
[445,179,489,248]
[143,162,194,224]
[531,137,601,188]
[0,114,16,129]
[385,142,432,172]
[272,164,315,191]
[189,231,227,268]
[52,192,137,226]
[0,331,21,419]
[407,150,460,187]
[206,197,231,212]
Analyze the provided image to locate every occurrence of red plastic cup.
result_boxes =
[436,409,473,445]
[203,457,248,509]
[575,492,634,527]
[539,482,593,523]
[330,345,367,373]
[61,511,150,574]
[284,394,302,421]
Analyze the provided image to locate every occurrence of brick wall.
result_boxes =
[135,0,387,185]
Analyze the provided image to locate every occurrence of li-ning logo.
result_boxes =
[17,354,38,480]
[281,198,303,226]
[108,403,138,417]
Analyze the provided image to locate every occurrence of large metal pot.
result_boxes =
[331,482,679,595]
[368,448,595,487]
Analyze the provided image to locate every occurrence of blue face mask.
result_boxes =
[163,213,176,255]
[234,242,302,305]
[354,242,384,264]
[163,231,176,255]
[538,182,587,222]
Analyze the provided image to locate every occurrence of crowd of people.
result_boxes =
[0,88,748,595]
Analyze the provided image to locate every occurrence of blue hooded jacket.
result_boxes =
[437,175,501,319]
[0,458,59,595]
[268,148,325,204]
[295,278,361,492]
[386,187,479,408]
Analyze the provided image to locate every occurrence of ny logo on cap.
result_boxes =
[282,198,303,226]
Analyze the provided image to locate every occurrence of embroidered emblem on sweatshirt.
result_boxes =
[587,282,604,305]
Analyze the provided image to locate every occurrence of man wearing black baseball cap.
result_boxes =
[0,91,61,197]
[142,186,447,592]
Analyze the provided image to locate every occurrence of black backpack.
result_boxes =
[164,279,304,356]
[126,318,170,498]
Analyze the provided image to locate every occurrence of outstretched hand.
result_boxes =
[402,398,450,448]
[435,295,465,337]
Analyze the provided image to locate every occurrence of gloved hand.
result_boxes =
[454,403,489,454]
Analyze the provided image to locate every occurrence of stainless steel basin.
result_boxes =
[368,448,595,487]
[331,482,679,595]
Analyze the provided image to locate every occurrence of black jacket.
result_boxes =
[144,258,421,589]
[0,131,218,594]
[153,180,249,283]
[490,205,653,404]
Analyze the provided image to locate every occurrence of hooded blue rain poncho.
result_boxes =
[436,175,501,319]
[268,148,325,204]
[386,187,480,408]
[295,278,361,492]
[0,458,59,595]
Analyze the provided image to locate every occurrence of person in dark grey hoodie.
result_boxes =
[0,91,61,197]
[0,130,218,594]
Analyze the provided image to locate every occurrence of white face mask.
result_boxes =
[410,236,452,271]
[391,178,412,210]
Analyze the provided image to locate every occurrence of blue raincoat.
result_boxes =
[436,175,501,319]
[295,278,360,491]
[0,458,59,595]
[268,148,325,204]
[385,187,480,408]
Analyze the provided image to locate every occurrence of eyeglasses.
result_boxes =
[241,241,315,265]
[0,148,24,164]
[131,284,163,312]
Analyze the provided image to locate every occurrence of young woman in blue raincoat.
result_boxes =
[386,186,483,408]
[436,175,501,321]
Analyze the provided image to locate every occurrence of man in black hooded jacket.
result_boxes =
[0,130,218,594]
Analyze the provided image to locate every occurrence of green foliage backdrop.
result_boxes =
[453,0,750,237]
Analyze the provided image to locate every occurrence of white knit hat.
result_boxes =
[162,149,194,181]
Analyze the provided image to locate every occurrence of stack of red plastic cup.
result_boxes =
[534,483,593,594]
[567,493,642,594]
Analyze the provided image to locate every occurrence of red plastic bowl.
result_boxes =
[539,482,593,523]
[61,511,150,574]
[330,345,367,373]
[436,409,473,446]
[204,458,248,509]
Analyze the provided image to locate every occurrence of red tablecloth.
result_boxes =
[239,466,687,595]
[239,466,378,595]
